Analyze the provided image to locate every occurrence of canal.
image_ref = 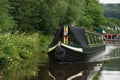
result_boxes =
[0,42,120,80]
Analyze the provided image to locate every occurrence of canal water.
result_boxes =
[0,42,120,80]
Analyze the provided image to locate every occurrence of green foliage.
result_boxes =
[0,0,105,33]
[0,32,51,62]
[38,0,68,34]
[103,18,120,33]
[102,4,120,33]
[0,0,15,30]
[80,0,104,29]
[0,58,40,80]
[9,0,68,34]
[9,0,104,34]
[64,0,85,25]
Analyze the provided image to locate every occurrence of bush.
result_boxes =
[0,32,51,63]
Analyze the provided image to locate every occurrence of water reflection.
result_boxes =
[99,59,120,80]
[48,62,98,80]
[100,71,120,80]
[0,60,39,80]
[98,41,120,80]
[24,62,102,80]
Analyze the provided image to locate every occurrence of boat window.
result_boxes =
[86,33,91,44]
[104,35,107,38]
[112,35,116,39]
[93,35,96,43]
[86,33,94,44]
[108,35,111,39]
[86,32,103,44]
[112,35,114,39]
[98,36,102,42]
[90,34,94,43]
[94,35,97,43]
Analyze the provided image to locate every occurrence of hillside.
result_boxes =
[104,4,120,19]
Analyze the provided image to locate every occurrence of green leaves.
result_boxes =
[65,0,85,25]
[0,0,105,33]
[0,0,15,30]
[9,0,86,34]
[0,32,50,62]
[81,0,104,29]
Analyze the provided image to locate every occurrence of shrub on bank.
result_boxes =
[0,32,51,63]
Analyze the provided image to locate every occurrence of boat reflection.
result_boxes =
[47,62,102,80]
[23,62,102,80]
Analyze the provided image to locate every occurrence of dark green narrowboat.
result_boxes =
[47,25,105,62]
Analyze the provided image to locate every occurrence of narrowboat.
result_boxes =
[103,33,120,41]
[47,25,105,62]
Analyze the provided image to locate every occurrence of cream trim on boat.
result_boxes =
[48,44,58,52]
[61,43,83,52]
[48,43,83,52]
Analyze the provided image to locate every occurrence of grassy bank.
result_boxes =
[0,32,53,63]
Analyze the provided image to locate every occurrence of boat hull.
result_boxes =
[48,45,105,62]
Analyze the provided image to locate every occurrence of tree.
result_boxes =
[9,0,68,34]
[80,0,104,30]
[9,0,105,34]
[0,0,14,30]
[63,0,85,26]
